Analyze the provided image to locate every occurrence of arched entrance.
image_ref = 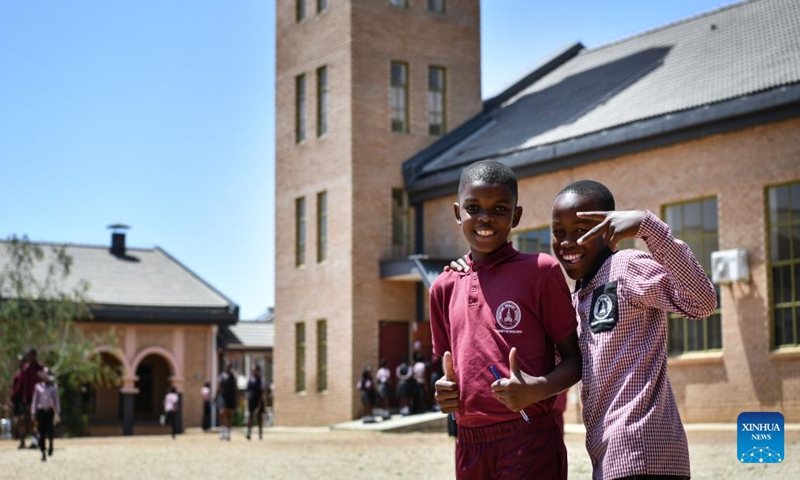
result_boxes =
[92,352,125,423]
[134,354,172,422]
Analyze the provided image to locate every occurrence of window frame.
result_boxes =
[317,66,328,137]
[317,0,327,14]
[662,197,722,355]
[296,196,306,267]
[391,188,411,257]
[390,61,409,133]
[316,319,327,391]
[295,322,306,392]
[390,0,409,8]
[427,0,445,14]
[427,66,446,136]
[510,226,551,255]
[296,74,306,143]
[767,181,800,348]
[297,0,306,22]
[317,191,327,263]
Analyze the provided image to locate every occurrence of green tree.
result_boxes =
[0,236,119,435]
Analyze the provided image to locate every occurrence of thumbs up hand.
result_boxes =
[490,347,545,413]
[434,351,460,414]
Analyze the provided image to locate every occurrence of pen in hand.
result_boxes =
[489,365,530,423]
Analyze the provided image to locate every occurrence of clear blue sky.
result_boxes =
[0,0,737,320]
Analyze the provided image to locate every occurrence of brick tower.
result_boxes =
[274,0,481,425]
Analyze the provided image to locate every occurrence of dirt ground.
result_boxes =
[1,427,798,479]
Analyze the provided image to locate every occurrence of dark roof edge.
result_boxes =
[153,246,240,312]
[402,42,584,186]
[407,83,800,203]
[88,304,239,325]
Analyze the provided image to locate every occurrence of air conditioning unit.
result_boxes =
[711,248,749,284]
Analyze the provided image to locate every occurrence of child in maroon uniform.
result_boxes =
[432,160,581,479]
[550,180,716,480]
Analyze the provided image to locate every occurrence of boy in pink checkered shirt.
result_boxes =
[551,180,717,480]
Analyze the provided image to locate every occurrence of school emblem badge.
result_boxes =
[496,301,522,330]
[593,294,613,321]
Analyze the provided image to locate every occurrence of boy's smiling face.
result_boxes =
[454,180,522,263]
[551,192,607,281]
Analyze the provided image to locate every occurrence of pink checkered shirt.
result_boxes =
[574,211,717,480]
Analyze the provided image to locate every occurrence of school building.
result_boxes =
[274,0,800,426]
[0,227,239,435]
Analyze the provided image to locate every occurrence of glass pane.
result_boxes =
[708,314,722,349]
[702,198,718,232]
[683,201,701,232]
[795,264,800,304]
[702,236,717,271]
[793,224,800,261]
[686,237,703,262]
[791,183,800,219]
[776,265,791,304]
[665,205,681,232]
[668,316,684,355]
[777,225,791,261]
[687,319,703,351]
[769,185,789,223]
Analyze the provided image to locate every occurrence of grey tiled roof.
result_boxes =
[0,241,236,310]
[226,320,274,349]
[405,0,800,200]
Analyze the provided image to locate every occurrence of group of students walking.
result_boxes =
[9,348,61,462]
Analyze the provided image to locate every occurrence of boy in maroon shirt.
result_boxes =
[431,160,581,479]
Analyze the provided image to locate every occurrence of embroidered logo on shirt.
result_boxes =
[590,281,618,333]
[495,301,522,330]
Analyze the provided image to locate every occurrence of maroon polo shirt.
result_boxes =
[430,242,577,428]
[21,361,43,404]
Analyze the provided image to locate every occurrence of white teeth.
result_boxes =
[476,230,494,237]
[562,253,582,262]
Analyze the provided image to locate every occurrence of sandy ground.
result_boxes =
[1,427,798,479]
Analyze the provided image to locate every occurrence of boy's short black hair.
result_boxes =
[558,180,615,211]
[458,160,518,199]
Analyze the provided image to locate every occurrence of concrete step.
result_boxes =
[330,411,449,433]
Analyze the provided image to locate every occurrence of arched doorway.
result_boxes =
[134,354,172,422]
[91,352,125,423]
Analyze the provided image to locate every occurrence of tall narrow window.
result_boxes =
[317,191,327,262]
[317,0,327,13]
[296,197,306,266]
[769,181,800,347]
[317,66,328,137]
[296,74,306,143]
[390,0,408,7]
[428,67,446,136]
[511,227,551,255]
[297,0,306,21]
[317,320,327,391]
[390,62,409,133]
[295,322,306,392]
[392,189,411,257]
[428,0,445,14]
[663,198,721,354]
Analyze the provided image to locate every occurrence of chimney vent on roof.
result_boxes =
[108,224,130,257]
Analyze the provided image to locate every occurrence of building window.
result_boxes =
[428,0,445,14]
[317,191,327,262]
[317,66,328,137]
[296,74,306,143]
[317,320,327,391]
[428,67,446,136]
[511,227,551,255]
[390,62,409,133]
[297,0,306,21]
[296,197,306,266]
[317,0,327,13]
[392,188,411,257]
[390,0,408,7]
[295,322,306,392]
[769,181,800,347]
[663,198,721,354]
